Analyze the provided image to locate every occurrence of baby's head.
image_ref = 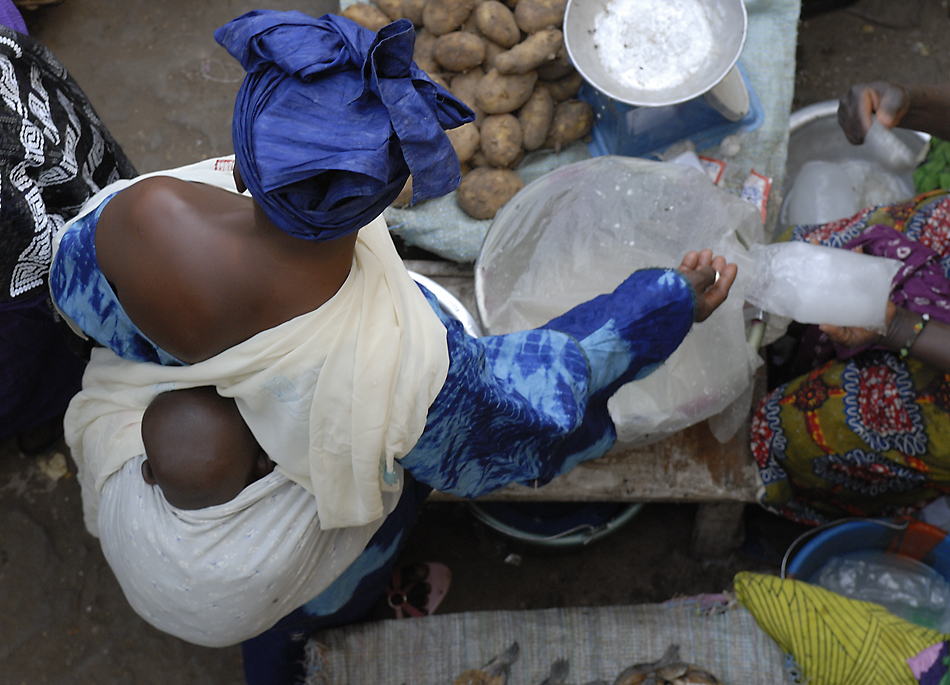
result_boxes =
[141,386,274,509]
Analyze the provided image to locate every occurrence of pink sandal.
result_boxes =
[386,561,451,618]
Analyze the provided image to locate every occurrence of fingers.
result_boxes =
[838,82,909,144]
[678,250,699,271]
[838,85,874,144]
[678,249,738,322]
[876,83,910,128]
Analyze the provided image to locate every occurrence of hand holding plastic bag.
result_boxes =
[476,156,763,446]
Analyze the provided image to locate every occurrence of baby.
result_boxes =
[140,386,275,509]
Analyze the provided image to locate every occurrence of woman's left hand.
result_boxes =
[678,249,738,322]
[819,301,896,347]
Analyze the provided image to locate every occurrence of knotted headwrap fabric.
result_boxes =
[214,10,475,241]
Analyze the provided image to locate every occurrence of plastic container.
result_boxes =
[469,501,644,548]
[784,518,950,630]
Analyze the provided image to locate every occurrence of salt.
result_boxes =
[592,0,714,92]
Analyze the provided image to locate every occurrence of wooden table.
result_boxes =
[406,260,764,556]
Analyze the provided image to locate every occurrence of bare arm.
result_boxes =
[820,305,950,373]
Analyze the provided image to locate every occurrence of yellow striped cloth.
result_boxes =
[735,571,944,685]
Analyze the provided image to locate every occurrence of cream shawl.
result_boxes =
[60,157,449,534]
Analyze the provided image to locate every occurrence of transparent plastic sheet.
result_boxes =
[476,156,764,446]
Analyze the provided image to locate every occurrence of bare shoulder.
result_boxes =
[106,176,241,230]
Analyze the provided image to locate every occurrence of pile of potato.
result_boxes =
[343,0,595,219]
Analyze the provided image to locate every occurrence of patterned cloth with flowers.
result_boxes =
[752,191,950,525]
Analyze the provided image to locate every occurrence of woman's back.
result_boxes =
[94,176,357,363]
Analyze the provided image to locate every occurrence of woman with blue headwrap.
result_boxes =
[43,10,738,684]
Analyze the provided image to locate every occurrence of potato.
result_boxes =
[480,114,523,167]
[403,0,427,25]
[469,149,489,167]
[423,0,476,36]
[475,68,538,113]
[544,69,583,102]
[537,45,574,80]
[474,1,521,48]
[377,0,405,20]
[426,71,451,90]
[342,3,393,31]
[413,29,440,73]
[450,68,486,125]
[518,85,554,150]
[482,39,506,72]
[513,0,568,33]
[460,10,482,34]
[392,176,414,208]
[446,122,480,163]
[434,32,486,72]
[494,28,562,75]
[544,99,594,152]
[457,167,525,219]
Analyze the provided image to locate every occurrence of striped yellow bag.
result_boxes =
[735,571,944,685]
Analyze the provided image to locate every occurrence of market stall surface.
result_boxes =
[3,0,950,682]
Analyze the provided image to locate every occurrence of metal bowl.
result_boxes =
[408,271,483,338]
[781,100,930,224]
[563,0,747,107]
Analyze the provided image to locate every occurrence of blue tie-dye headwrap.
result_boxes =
[214,11,474,241]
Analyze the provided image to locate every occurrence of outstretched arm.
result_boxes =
[838,81,950,143]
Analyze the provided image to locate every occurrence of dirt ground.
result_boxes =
[3,0,950,682]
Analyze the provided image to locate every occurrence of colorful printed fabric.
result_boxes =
[753,193,950,524]
[0,27,136,435]
[735,571,944,685]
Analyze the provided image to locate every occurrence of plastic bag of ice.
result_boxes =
[475,156,764,446]
[744,241,903,331]
[781,159,915,226]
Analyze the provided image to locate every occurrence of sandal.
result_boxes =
[386,561,451,618]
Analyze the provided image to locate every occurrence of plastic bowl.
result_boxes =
[784,518,950,583]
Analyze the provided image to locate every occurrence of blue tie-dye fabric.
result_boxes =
[400,269,696,497]
[48,193,185,366]
[49,199,695,497]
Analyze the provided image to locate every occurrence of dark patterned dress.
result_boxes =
[752,192,950,525]
[0,27,136,439]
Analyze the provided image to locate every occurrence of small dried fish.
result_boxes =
[539,658,570,685]
[671,667,720,685]
[612,646,720,685]
[613,646,681,685]
[454,642,521,685]
[656,663,688,681]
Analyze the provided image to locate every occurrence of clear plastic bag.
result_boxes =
[745,242,902,332]
[475,156,764,446]
[815,550,950,632]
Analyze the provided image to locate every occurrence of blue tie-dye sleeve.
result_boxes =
[400,268,696,498]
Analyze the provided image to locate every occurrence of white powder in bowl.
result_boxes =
[592,0,714,92]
